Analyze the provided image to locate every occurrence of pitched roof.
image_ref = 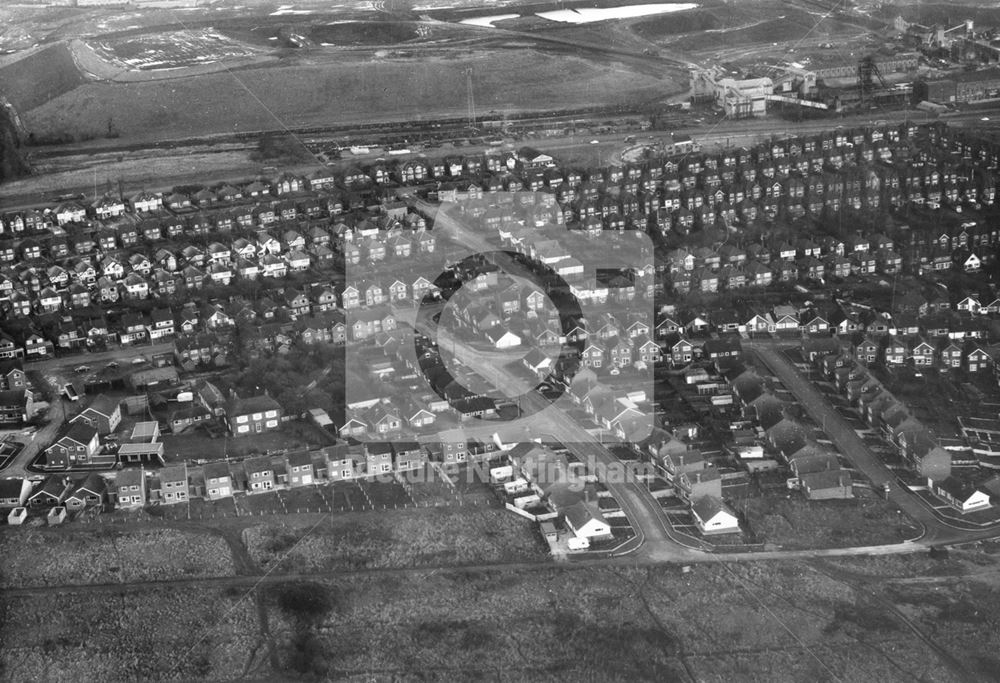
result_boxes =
[228,394,281,416]
[60,422,98,446]
[564,500,607,531]
[691,494,734,524]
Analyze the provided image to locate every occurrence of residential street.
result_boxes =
[27,341,175,373]
[0,341,175,478]
[751,344,1000,546]
[434,324,701,560]
[0,399,66,478]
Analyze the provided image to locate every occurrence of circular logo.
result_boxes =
[413,250,584,418]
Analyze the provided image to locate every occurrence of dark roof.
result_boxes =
[60,422,98,446]
[0,478,26,498]
[203,462,232,480]
[84,394,119,418]
[287,451,313,468]
[243,456,274,476]
[159,464,187,484]
[801,469,852,490]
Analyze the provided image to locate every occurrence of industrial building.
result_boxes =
[926,66,1000,103]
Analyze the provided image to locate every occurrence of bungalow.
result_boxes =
[800,469,853,500]
[931,476,991,512]
[564,501,613,543]
[690,495,740,535]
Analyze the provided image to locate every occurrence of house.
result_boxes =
[485,328,521,349]
[931,476,991,512]
[690,495,740,535]
[113,469,146,509]
[966,346,992,373]
[563,500,613,542]
[244,456,277,493]
[324,444,365,481]
[0,387,32,425]
[394,441,426,472]
[800,469,854,500]
[226,394,283,435]
[27,475,73,508]
[0,478,32,508]
[703,337,742,363]
[203,462,234,500]
[69,394,122,435]
[44,422,100,468]
[64,472,107,510]
[286,451,315,487]
[365,442,394,476]
[158,464,188,505]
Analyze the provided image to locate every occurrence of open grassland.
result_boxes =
[243,506,547,572]
[0,526,236,587]
[0,43,85,112]
[261,560,970,681]
[744,492,922,550]
[0,587,258,682]
[0,548,996,680]
[22,49,681,144]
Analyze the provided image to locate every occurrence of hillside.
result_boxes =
[0,104,28,184]
[0,42,85,113]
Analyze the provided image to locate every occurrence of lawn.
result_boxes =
[242,506,547,572]
[0,526,235,588]
[743,490,922,550]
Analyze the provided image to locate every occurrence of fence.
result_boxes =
[71,495,504,524]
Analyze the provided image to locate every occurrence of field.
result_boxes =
[88,30,260,71]
[242,506,546,572]
[0,526,236,588]
[22,48,681,144]
[0,43,85,112]
[0,558,986,681]
[743,491,922,549]
[1,524,999,680]
[1,586,258,682]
